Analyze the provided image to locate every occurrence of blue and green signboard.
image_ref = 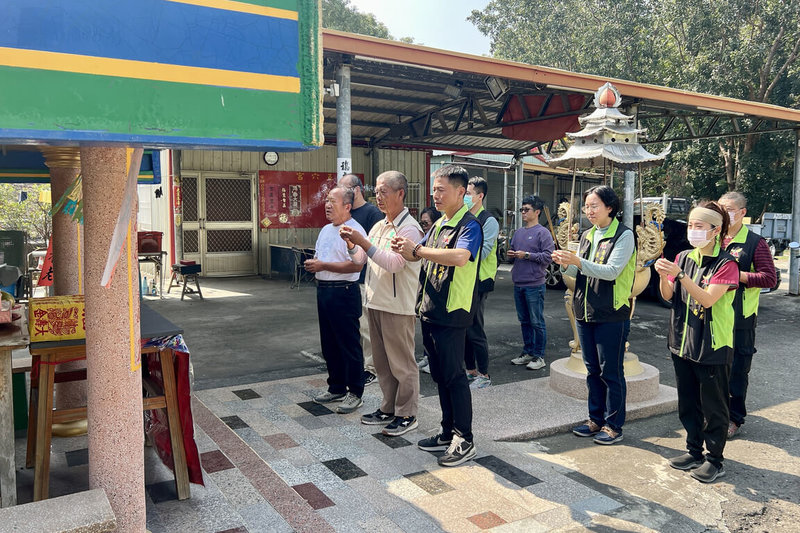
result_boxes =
[0,0,322,151]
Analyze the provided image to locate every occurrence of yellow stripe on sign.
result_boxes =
[0,47,300,93]
[166,0,298,20]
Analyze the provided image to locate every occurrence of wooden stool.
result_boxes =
[26,343,190,502]
[167,264,203,301]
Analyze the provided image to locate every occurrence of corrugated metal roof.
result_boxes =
[322,30,800,156]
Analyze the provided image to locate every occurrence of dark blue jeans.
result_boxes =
[422,321,473,442]
[316,282,364,398]
[514,285,546,357]
[577,320,626,432]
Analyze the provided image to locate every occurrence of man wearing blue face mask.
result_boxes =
[718,191,776,439]
[464,177,499,389]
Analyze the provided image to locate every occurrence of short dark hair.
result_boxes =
[339,174,363,194]
[420,206,442,224]
[522,195,544,213]
[583,185,620,218]
[468,176,488,197]
[432,165,469,190]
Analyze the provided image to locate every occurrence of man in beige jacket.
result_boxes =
[340,171,423,436]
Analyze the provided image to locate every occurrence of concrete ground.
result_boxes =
[12,257,800,532]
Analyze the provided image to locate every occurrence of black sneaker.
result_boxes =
[668,453,704,471]
[361,409,394,425]
[691,461,725,483]
[572,420,602,437]
[417,432,452,451]
[364,371,377,387]
[437,435,476,467]
[382,416,418,436]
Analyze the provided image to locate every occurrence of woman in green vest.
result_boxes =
[655,201,739,483]
[553,185,636,446]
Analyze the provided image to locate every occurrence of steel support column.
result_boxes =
[790,129,800,295]
[502,169,508,233]
[515,158,524,230]
[623,169,636,229]
[336,64,352,170]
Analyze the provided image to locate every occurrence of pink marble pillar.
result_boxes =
[80,146,145,532]
[41,147,87,410]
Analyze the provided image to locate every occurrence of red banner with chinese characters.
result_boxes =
[258,171,363,229]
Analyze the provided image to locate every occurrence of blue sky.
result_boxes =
[347,0,493,56]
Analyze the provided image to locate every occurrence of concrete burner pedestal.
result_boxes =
[549,355,661,402]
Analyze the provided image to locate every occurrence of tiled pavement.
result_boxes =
[163,374,623,532]
[15,373,628,532]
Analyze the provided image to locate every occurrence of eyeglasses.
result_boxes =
[582,204,603,213]
[519,207,532,213]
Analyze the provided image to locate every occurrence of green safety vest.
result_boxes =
[668,243,736,365]
[725,225,763,330]
[573,218,636,323]
[475,207,498,293]
[417,205,482,328]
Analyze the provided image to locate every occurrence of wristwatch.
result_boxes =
[525,252,530,260]
[675,270,685,280]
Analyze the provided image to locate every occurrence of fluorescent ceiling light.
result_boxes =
[353,55,453,75]
[545,84,595,94]
[696,106,745,116]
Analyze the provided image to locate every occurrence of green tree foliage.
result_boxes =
[469,0,800,216]
[0,184,52,244]
[321,0,415,43]
[322,0,390,38]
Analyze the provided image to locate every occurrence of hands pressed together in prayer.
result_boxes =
[654,257,681,278]
[338,225,368,250]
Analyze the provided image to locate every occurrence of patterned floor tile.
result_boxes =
[322,457,368,481]
[65,447,89,467]
[297,401,335,416]
[221,415,249,430]
[468,511,507,529]
[201,450,235,474]
[292,482,335,510]
[372,432,413,449]
[475,455,543,488]
[232,389,262,400]
[263,433,299,450]
[146,480,179,504]
[404,470,455,495]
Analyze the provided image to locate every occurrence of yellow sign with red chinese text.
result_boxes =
[29,295,86,342]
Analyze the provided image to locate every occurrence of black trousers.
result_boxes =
[729,328,756,426]
[317,282,364,397]
[465,291,490,375]
[422,321,473,442]
[672,354,730,467]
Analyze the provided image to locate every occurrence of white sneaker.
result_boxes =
[417,355,429,368]
[335,393,363,414]
[511,354,534,365]
[526,357,546,370]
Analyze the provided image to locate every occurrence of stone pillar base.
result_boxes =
[549,357,661,402]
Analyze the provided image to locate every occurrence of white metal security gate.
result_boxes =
[181,172,257,276]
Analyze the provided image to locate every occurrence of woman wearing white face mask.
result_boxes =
[654,201,739,484]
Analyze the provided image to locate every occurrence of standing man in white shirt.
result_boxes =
[306,186,368,414]
[340,171,424,436]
